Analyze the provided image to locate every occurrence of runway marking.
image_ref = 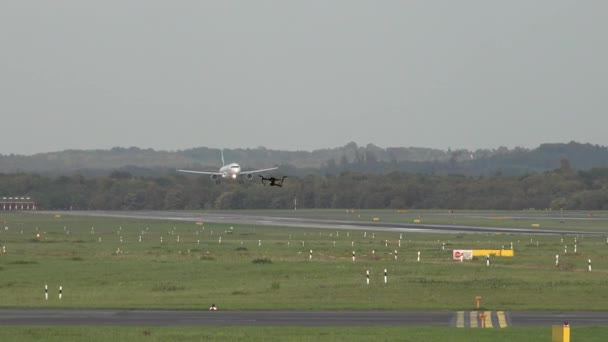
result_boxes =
[456,311,464,328]
[483,311,493,328]
[469,311,478,328]
[456,311,508,328]
[497,311,508,328]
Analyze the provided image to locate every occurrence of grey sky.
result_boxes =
[1,1,606,155]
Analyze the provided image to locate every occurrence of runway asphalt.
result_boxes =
[40,210,605,236]
[1,309,607,327]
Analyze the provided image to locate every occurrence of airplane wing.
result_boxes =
[177,169,223,175]
[241,167,279,174]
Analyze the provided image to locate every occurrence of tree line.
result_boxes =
[3,141,608,177]
[2,165,608,211]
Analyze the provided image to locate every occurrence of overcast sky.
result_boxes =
[1,1,606,155]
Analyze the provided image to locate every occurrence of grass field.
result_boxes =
[2,211,608,340]
[1,211,608,311]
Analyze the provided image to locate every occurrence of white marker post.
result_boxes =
[139,235,142,243]
[59,286,62,299]
[45,284,48,300]
[219,236,222,244]
[197,240,200,245]
[352,241,354,247]
[442,243,445,250]
[119,236,123,243]
[417,251,420,262]
[160,237,163,243]
[394,250,398,261]
[556,254,559,267]
[400,234,402,240]
[372,233,375,239]
[177,236,180,243]
[398,240,401,248]
[510,242,513,250]
[564,245,567,253]
[385,240,388,247]
[333,241,335,246]
[259,240,261,246]
[486,255,490,267]
[384,269,388,284]
[372,250,375,257]
[309,250,312,260]
[364,232,367,238]
[302,241,305,247]
[589,259,592,272]
[574,244,577,253]
[2,245,5,253]
[352,251,356,262]
[366,270,369,285]
[98,238,101,243]
[460,254,463,263]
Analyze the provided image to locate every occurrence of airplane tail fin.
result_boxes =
[221,149,225,166]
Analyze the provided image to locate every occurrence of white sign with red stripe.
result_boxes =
[453,250,473,260]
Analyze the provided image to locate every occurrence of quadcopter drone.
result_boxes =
[259,175,287,187]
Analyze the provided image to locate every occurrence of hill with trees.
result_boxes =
[1,141,608,177]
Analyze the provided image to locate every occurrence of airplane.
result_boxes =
[177,150,278,184]
[260,175,287,187]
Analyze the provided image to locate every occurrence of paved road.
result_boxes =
[40,210,604,236]
[1,309,606,327]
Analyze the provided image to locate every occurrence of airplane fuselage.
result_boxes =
[176,150,277,184]
[219,163,242,180]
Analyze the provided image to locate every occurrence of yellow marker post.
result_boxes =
[475,296,482,309]
[478,312,487,328]
[552,322,570,342]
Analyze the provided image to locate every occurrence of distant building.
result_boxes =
[1,197,36,211]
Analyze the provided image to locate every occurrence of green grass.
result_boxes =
[0,212,607,311]
[1,326,607,342]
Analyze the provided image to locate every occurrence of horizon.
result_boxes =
[1,140,603,157]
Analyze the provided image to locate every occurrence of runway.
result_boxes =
[41,210,604,236]
[1,309,607,327]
